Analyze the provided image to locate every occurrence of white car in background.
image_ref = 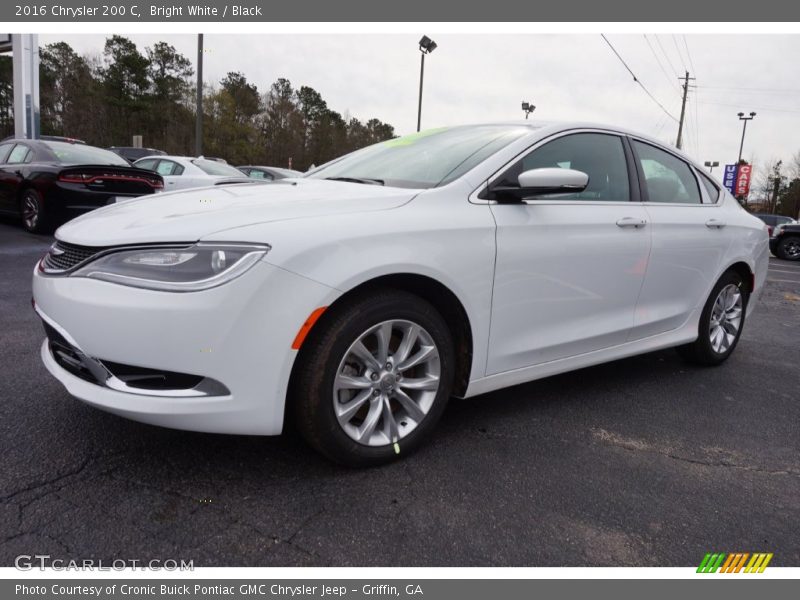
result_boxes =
[133,155,251,191]
[34,122,769,466]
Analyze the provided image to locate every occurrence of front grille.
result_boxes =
[42,241,110,272]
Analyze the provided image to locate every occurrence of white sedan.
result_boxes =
[133,155,251,191]
[33,122,769,466]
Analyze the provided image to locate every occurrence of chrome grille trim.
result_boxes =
[42,241,111,273]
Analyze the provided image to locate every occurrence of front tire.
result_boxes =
[291,289,454,467]
[677,270,748,366]
[775,236,800,261]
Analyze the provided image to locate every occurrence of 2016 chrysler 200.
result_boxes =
[33,123,769,466]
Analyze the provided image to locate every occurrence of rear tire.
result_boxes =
[291,289,454,467]
[19,188,52,234]
[775,236,800,261]
[677,270,748,366]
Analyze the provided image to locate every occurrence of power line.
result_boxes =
[698,85,800,95]
[643,34,682,99]
[655,35,680,79]
[682,35,697,75]
[601,34,679,123]
[672,35,688,71]
[698,99,800,114]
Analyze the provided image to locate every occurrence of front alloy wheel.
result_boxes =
[292,289,454,466]
[334,319,441,447]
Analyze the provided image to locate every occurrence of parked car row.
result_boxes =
[0,137,303,232]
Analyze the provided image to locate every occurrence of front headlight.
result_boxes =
[71,242,271,292]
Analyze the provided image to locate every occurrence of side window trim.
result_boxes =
[629,137,704,205]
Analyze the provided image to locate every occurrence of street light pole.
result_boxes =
[195,33,204,157]
[704,161,719,174]
[737,111,756,163]
[416,35,437,132]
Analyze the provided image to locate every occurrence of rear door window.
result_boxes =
[633,141,702,204]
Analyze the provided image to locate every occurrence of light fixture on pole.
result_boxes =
[704,161,719,173]
[416,35,437,132]
[736,111,756,163]
[521,101,536,119]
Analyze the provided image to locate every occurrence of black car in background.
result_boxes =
[108,146,167,163]
[0,139,164,233]
[770,222,800,261]
[237,165,303,180]
[753,212,796,236]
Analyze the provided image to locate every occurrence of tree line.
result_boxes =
[752,154,800,219]
[0,35,396,170]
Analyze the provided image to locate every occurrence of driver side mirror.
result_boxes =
[489,168,589,201]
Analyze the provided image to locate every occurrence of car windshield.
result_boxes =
[307,125,531,188]
[192,159,245,176]
[43,141,130,166]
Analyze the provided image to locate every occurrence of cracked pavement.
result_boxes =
[1,221,798,566]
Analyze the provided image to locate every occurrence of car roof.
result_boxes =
[436,120,700,166]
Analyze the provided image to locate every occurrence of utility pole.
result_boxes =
[675,71,694,151]
[195,33,203,157]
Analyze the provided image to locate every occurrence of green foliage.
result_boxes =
[0,36,396,169]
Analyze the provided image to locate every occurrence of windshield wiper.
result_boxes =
[325,176,384,186]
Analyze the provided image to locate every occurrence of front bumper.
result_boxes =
[33,259,338,435]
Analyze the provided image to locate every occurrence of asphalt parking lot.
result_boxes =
[1,220,798,567]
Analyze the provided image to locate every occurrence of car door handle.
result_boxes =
[706,219,727,228]
[616,217,647,228]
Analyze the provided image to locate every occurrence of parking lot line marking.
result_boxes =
[768,278,800,284]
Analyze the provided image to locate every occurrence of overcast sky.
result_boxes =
[41,33,800,179]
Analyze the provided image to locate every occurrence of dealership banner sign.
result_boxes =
[723,164,739,195]
[734,164,753,198]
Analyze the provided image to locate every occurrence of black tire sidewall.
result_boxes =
[293,290,455,467]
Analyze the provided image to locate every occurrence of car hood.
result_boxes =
[55,179,418,246]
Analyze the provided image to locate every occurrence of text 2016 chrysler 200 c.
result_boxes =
[33,123,769,466]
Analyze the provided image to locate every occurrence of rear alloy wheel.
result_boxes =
[777,236,800,261]
[677,270,748,366]
[20,189,48,233]
[292,290,454,466]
